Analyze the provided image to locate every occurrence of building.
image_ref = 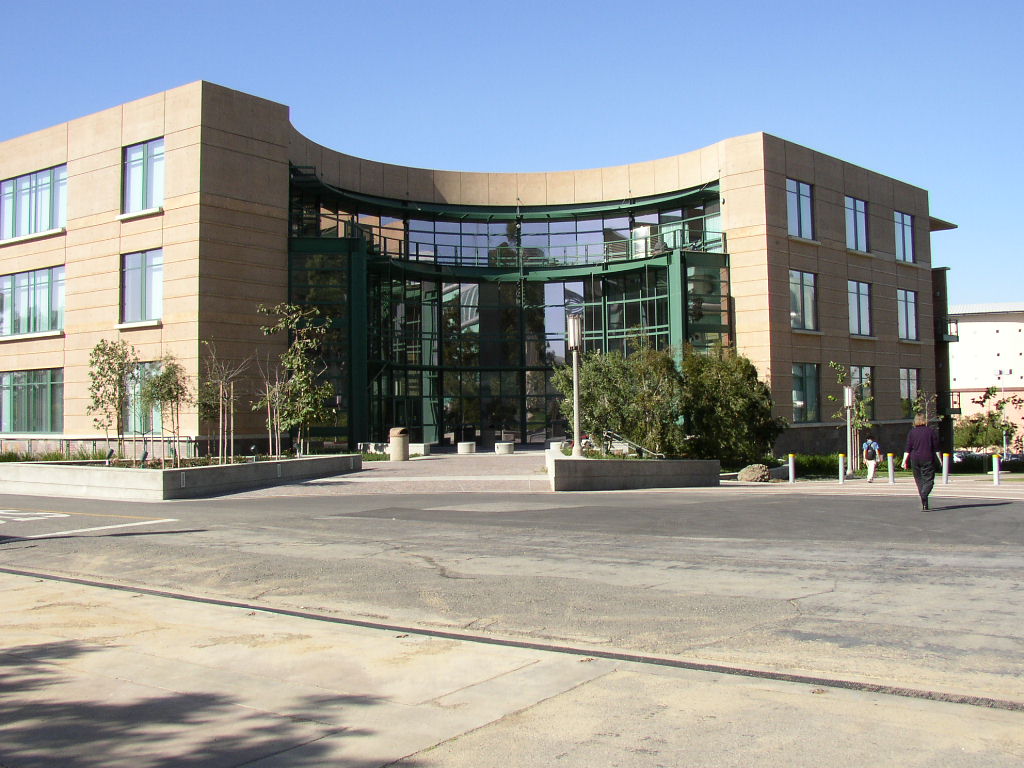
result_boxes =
[0,81,956,455]
[948,303,1024,451]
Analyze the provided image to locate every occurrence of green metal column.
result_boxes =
[349,247,369,445]
[667,251,687,356]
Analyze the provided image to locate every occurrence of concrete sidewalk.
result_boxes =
[3,571,1022,767]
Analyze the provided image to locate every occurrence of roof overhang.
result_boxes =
[929,216,957,232]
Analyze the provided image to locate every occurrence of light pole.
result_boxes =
[567,312,583,458]
[844,385,854,477]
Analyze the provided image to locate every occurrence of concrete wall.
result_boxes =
[0,454,360,501]
[548,457,720,492]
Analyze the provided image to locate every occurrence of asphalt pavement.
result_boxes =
[1,451,1022,767]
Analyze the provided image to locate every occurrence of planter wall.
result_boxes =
[0,455,362,501]
[548,455,720,491]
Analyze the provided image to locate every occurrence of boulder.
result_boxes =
[737,463,771,482]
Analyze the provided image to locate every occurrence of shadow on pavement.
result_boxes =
[0,639,418,767]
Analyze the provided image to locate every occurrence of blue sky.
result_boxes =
[3,0,1020,305]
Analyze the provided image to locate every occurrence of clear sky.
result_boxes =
[2,0,1020,305]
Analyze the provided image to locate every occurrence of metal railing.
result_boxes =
[602,430,665,459]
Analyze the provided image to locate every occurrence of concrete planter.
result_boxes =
[0,454,361,501]
[548,455,720,491]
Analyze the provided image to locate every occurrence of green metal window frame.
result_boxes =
[789,270,817,330]
[122,138,165,213]
[121,249,163,322]
[894,211,914,262]
[0,265,65,336]
[897,288,918,340]
[792,362,820,423]
[848,280,871,336]
[845,196,869,251]
[0,367,63,433]
[787,179,813,239]
[124,361,162,436]
[899,367,919,416]
[1,165,67,240]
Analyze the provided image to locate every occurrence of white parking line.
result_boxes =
[21,519,178,539]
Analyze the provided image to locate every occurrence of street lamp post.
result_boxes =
[567,312,583,458]
[844,385,854,477]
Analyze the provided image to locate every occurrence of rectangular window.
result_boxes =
[792,362,820,423]
[0,368,63,433]
[894,211,914,262]
[123,138,165,213]
[850,364,874,419]
[0,266,65,336]
[899,367,919,416]
[789,270,817,330]
[848,280,872,336]
[897,288,918,340]
[787,179,813,239]
[845,196,868,251]
[124,362,163,435]
[121,249,163,322]
[1,165,68,240]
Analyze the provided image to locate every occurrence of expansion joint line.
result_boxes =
[1,565,1020,714]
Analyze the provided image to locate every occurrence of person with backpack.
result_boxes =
[862,433,882,483]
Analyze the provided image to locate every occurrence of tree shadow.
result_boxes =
[0,640,421,767]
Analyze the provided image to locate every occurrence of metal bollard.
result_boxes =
[942,453,950,484]
[887,453,896,485]
[788,453,795,484]
[839,454,846,484]
[993,454,1001,486]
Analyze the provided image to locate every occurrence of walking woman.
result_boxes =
[900,414,941,510]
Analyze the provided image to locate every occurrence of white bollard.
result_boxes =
[887,453,896,485]
[993,454,1001,486]
[942,453,950,484]
[788,453,795,484]
[839,454,846,484]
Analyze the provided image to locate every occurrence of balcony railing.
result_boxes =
[339,223,725,268]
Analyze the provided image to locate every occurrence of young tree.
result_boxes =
[198,342,250,462]
[679,345,786,464]
[955,386,1022,450]
[87,338,140,455]
[827,361,875,470]
[259,303,336,455]
[139,353,192,467]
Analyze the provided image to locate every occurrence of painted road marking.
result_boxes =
[21,519,178,539]
[0,510,70,523]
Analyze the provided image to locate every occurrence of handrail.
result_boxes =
[602,430,665,459]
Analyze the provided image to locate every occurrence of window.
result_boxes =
[897,288,918,340]
[122,249,163,322]
[899,367,919,416]
[845,196,868,251]
[0,266,65,336]
[789,270,817,330]
[792,363,820,423]
[125,362,162,435]
[0,368,63,433]
[1,165,67,240]
[787,179,813,239]
[848,280,871,336]
[894,211,914,262]
[850,364,874,419]
[123,138,165,213]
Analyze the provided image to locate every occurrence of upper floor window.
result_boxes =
[0,265,65,336]
[122,249,163,322]
[848,280,872,336]
[897,288,918,340]
[845,196,868,252]
[123,138,164,213]
[894,211,914,262]
[0,367,63,433]
[1,165,68,240]
[792,362,820,423]
[787,179,813,239]
[789,270,817,330]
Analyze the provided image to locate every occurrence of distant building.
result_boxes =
[949,303,1024,451]
[0,81,957,454]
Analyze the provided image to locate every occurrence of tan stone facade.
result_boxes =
[0,81,953,454]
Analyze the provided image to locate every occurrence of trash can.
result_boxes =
[389,427,409,462]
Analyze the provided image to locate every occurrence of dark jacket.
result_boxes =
[905,424,939,463]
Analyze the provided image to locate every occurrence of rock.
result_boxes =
[737,463,771,482]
